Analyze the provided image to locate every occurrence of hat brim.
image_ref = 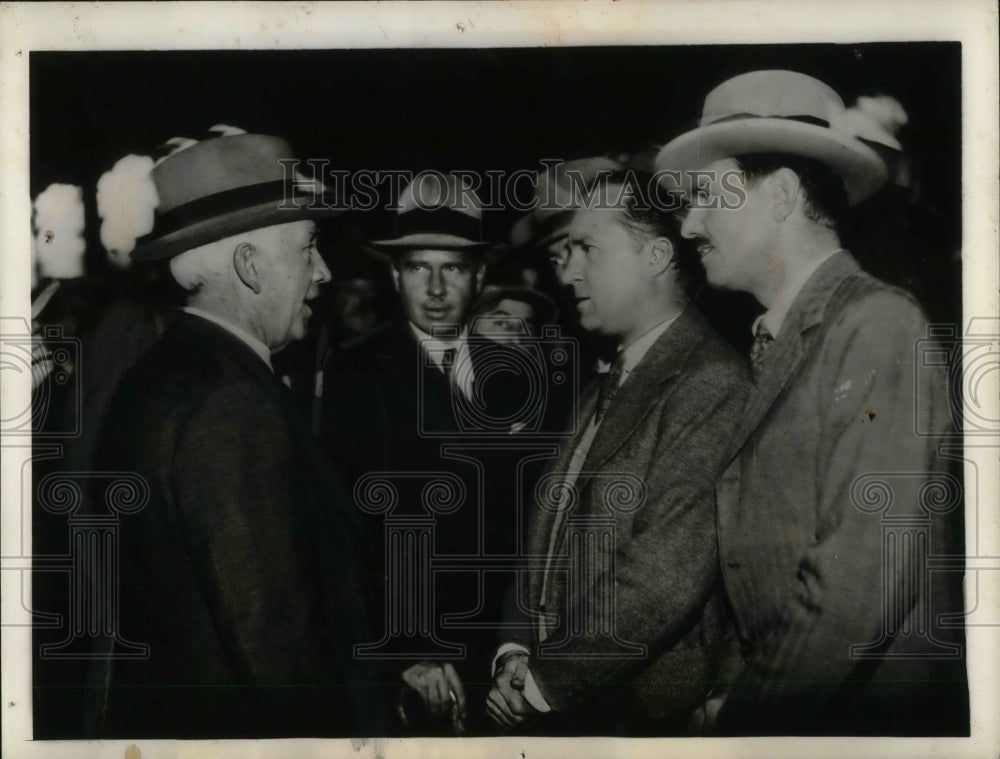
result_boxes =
[654,118,887,206]
[368,232,491,250]
[509,209,576,253]
[364,233,493,265]
[132,203,343,262]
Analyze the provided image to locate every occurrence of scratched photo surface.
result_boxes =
[26,43,968,741]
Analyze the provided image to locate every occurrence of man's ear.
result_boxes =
[389,262,402,293]
[768,168,801,222]
[233,242,262,294]
[646,237,675,277]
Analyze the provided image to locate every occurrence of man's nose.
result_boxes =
[680,207,704,239]
[313,254,332,285]
[427,269,446,296]
[557,250,582,287]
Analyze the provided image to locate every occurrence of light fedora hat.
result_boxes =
[654,70,888,206]
[509,156,624,251]
[369,171,490,252]
[132,133,338,262]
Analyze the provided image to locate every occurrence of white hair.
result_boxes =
[168,224,294,292]
[169,235,240,292]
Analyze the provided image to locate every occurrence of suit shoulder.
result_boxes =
[830,271,929,337]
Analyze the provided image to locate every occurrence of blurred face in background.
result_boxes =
[391,248,484,335]
[470,296,537,343]
[335,276,380,335]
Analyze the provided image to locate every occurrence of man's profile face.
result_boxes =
[558,204,651,339]
[679,157,773,292]
[254,220,331,351]
[392,248,483,335]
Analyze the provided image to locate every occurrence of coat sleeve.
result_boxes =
[529,360,751,712]
[718,290,953,729]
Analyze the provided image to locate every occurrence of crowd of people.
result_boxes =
[30,69,967,739]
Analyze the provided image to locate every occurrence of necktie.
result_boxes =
[594,353,625,424]
[441,347,456,379]
[749,323,774,377]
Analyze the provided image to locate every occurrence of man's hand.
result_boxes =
[487,651,537,729]
[401,661,467,734]
[690,690,727,735]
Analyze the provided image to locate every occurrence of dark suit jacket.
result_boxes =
[509,306,751,733]
[715,251,968,735]
[320,320,560,731]
[91,312,387,738]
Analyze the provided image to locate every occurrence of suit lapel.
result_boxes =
[525,380,599,609]
[531,308,709,612]
[582,306,707,474]
[727,251,863,458]
[526,380,598,554]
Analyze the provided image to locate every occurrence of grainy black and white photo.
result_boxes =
[2,3,997,758]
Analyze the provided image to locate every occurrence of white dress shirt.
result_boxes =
[408,322,476,400]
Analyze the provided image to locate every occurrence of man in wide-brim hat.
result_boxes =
[91,132,388,738]
[655,69,967,736]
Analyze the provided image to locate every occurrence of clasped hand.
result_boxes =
[401,661,466,735]
[486,651,538,729]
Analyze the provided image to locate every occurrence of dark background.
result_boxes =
[29,42,963,739]
[31,43,961,252]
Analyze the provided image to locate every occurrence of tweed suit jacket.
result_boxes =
[715,252,968,735]
[91,312,385,738]
[510,305,751,730]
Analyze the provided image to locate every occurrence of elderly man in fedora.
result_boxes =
[90,133,387,737]
[655,70,967,735]
[320,172,515,734]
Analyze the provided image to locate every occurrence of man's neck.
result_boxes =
[182,304,274,370]
[187,295,262,342]
[754,228,842,311]
[619,302,684,351]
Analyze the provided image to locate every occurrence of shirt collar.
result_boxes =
[597,312,681,379]
[754,248,844,338]
[408,321,466,370]
[182,307,272,371]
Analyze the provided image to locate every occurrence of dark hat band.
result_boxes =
[137,180,320,245]
[394,207,482,242]
[706,112,831,128]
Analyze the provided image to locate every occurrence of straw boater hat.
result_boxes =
[368,172,491,257]
[509,156,624,252]
[132,133,337,262]
[654,70,888,206]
